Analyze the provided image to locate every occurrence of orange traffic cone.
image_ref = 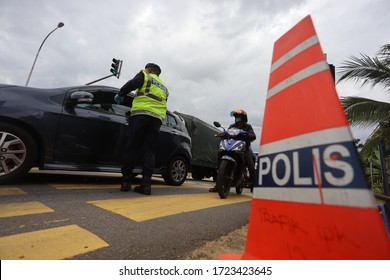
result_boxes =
[219,15,390,260]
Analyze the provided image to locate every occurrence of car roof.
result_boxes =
[0,83,181,118]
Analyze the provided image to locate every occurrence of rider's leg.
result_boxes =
[244,149,256,186]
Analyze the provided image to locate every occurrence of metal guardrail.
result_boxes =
[374,193,390,235]
[374,193,390,204]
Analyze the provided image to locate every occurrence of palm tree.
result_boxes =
[337,44,390,156]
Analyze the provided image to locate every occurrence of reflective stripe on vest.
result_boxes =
[135,92,167,104]
[130,109,163,120]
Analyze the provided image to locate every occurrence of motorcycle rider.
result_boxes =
[209,109,256,192]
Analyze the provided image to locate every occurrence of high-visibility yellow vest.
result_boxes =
[131,70,169,121]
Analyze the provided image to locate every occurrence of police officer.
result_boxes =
[114,63,169,195]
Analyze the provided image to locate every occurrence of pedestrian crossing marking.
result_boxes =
[89,193,252,222]
[50,184,119,189]
[0,201,54,218]
[0,224,109,260]
[49,181,211,190]
[50,184,181,190]
[0,188,27,196]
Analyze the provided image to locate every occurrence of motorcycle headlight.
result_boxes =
[232,142,245,151]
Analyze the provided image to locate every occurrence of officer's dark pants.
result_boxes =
[121,115,162,179]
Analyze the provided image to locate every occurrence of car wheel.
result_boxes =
[163,156,188,186]
[0,123,38,184]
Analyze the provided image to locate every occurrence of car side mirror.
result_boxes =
[213,121,221,128]
[65,91,94,106]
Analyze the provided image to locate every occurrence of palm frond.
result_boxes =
[358,122,390,157]
[378,44,390,62]
[340,96,390,127]
[337,44,390,157]
[337,44,390,91]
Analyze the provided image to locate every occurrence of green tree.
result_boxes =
[338,44,390,157]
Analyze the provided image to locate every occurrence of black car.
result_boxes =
[0,84,191,185]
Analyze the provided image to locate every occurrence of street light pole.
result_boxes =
[25,22,64,86]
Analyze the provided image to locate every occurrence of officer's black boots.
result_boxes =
[134,176,152,195]
[120,175,132,192]
[121,174,151,195]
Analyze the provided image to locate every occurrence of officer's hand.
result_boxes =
[114,94,124,104]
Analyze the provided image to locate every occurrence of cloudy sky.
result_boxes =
[1,0,389,151]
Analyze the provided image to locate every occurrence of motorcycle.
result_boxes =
[213,121,253,199]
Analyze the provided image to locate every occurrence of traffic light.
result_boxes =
[110,58,122,78]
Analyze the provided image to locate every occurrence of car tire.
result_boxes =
[0,122,38,184]
[163,156,188,186]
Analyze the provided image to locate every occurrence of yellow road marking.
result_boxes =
[0,224,109,260]
[50,181,211,190]
[50,184,119,189]
[50,184,174,190]
[89,193,252,222]
[0,188,27,196]
[0,201,54,218]
[181,181,214,188]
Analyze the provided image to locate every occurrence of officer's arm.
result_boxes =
[118,72,144,97]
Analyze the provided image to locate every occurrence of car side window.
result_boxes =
[74,90,130,116]
[76,102,115,113]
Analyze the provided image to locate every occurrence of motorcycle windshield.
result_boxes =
[227,128,241,136]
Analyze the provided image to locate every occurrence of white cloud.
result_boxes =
[1,0,389,146]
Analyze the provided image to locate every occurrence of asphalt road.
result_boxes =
[0,171,252,260]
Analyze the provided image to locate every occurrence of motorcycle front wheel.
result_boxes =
[236,185,243,194]
[216,160,234,199]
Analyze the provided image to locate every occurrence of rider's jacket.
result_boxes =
[228,123,256,147]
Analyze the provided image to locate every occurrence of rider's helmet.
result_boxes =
[230,109,248,123]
